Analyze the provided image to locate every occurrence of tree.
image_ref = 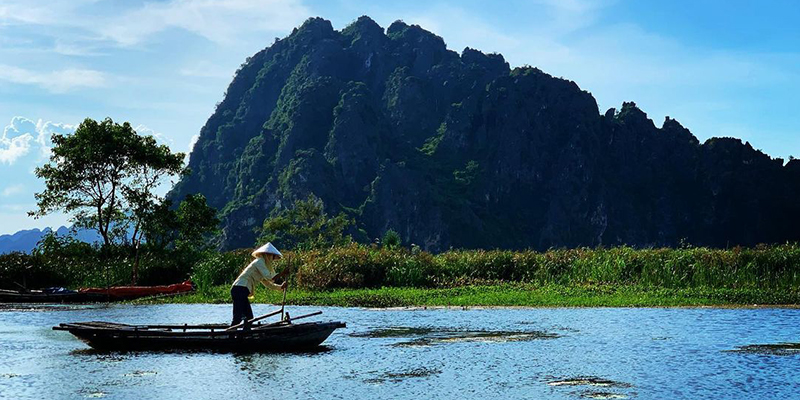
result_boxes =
[174,194,220,251]
[141,194,219,252]
[381,229,402,249]
[257,195,353,251]
[30,117,186,283]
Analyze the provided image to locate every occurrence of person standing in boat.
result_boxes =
[230,242,287,327]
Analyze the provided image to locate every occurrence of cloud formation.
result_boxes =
[0,0,310,47]
[1,184,25,197]
[0,116,75,165]
[0,64,107,93]
[101,0,311,45]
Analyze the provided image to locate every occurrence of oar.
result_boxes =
[225,309,282,331]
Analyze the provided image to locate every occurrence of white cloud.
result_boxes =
[187,134,199,155]
[1,0,309,46]
[1,116,75,165]
[0,64,107,93]
[2,183,24,197]
[100,0,310,46]
[134,124,174,147]
[1,117,35,164]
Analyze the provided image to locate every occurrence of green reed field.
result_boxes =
[180,243,800,307]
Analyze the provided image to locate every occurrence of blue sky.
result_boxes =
[1,0,799,234]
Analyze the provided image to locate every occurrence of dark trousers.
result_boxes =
[231,286,253,326]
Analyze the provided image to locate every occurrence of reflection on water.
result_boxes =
[1,304,800,399]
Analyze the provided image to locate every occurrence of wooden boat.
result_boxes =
[0,280,194,303]
[78,280,195,300]
[53,311,346,352]
[0,289,108,303]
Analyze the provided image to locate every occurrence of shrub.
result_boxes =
[191,249,251,292]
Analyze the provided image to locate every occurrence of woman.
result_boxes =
[230,242,287,327]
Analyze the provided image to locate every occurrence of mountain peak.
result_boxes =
[292,17,335,38]
[345,15,383,35]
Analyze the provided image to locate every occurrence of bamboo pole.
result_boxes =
[262,311,322,328]
[225,309,282,331]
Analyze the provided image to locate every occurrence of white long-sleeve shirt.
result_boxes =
[232,257,283,294]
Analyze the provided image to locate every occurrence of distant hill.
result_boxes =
[169,16,800,251]
[0,227,101,254]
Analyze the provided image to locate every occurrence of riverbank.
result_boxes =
[136,284,800,308]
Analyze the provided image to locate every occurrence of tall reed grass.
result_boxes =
[281,243,800,290]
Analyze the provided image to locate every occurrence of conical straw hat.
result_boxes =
[252,242,283,258]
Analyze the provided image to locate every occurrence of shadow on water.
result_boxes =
[728,342,800,356]
[351,326,560,347]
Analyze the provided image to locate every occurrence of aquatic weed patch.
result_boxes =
[729,342,800,356]
[123,370,158,378]
[346,367,442,384]
[548,377,632,388]
[580,392,628,399]
[353,325,560,347]
[548,376,634,399]
[382,367,442,380]
[350,326,438,338]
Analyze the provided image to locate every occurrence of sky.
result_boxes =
[1,0,799,234]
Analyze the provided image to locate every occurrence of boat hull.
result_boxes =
[54,321,346,352]
[0,290,108,303]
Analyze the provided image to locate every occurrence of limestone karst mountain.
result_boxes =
[170,16,800,251]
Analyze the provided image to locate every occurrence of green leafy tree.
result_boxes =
[142,194,220,252]
[30,117,186,283]
[174,194,220,251]
[257,195,353,251]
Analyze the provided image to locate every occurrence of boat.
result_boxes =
[53,311,346,352]
[0,280,195,303]
[0,289,107,303]
[78,280,195,300]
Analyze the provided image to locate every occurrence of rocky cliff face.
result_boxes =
[170,16,800,251]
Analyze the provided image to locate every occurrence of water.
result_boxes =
[1,304,799,399]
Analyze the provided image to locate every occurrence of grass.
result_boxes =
[137,283,800,308]
[6,241,800,308]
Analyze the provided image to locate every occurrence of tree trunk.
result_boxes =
[132,243,140,285]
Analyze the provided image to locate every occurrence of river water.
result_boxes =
[1,304,799,399]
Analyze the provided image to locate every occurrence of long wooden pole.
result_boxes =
[225,309,282,331]
[263,311,322,328]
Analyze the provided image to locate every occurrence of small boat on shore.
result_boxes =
[0,289,108,303]
[77,280,195,300]
[1,280,195,303]
[53,311,345,352]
